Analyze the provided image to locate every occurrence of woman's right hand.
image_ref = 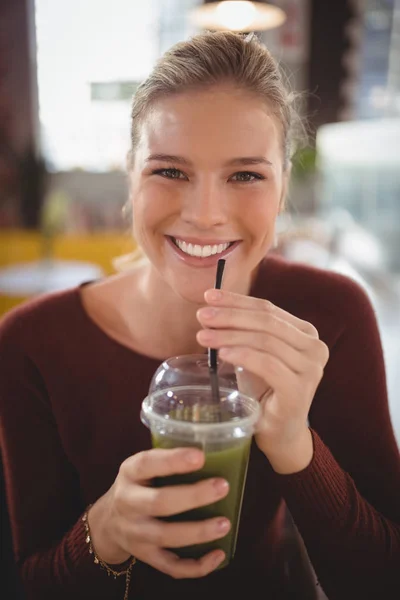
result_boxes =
[88,447,231,578]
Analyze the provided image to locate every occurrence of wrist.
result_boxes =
[88,494,131,565]
[261,428,314,475]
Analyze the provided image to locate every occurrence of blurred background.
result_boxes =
[0,0,399,444]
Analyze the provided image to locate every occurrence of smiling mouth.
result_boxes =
[169,236,236,258]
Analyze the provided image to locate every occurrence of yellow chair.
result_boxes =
[0,229,42,267]
[0,230,41,314]
[52,233,136,275]
[0,230,136,316]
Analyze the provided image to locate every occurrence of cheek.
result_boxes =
[237,187,280,226]
[254,193,279,215]
[132,182,176,228]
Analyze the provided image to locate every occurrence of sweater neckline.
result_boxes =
[72,256,272,363]
[73,281,164,365]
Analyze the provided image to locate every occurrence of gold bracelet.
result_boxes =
[82,506,136,600]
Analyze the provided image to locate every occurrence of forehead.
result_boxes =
[137,87,283,161]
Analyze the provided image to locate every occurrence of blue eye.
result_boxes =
[152,168,186,179]
[231,171,264,183]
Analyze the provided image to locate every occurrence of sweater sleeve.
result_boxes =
[276,279,400,599]
[0,312,133,600]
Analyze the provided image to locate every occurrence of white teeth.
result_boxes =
[174,238,231,257]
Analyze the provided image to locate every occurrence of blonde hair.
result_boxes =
[129,30,302,168]
[114,31,303,271]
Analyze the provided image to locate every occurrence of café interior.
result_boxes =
[1,1,399,599]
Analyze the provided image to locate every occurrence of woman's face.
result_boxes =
[129,85,288,303]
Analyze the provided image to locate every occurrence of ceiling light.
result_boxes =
[190,1,286,32]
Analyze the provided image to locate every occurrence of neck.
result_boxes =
[107,258,260,360]
[134,265,209,357]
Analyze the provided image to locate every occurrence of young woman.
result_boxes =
[1,31,399,600]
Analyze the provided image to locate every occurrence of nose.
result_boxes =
[180,177,228,229]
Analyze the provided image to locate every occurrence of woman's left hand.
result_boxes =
[196,289,330,474]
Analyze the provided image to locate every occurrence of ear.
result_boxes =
[126,149,134,171]
[123,168,134,219]
[279,163,292,213]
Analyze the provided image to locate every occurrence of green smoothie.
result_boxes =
[152,433,251,568]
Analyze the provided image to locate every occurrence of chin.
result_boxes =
[168,279,211,307]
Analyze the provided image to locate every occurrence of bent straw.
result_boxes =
[208,258,226,405]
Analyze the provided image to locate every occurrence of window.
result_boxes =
[35,0,199,172]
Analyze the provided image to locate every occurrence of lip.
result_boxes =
[167,235,238,246]
[165,235,241,268]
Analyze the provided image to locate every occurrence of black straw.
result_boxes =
[208,259,226,404]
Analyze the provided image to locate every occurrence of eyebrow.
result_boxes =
[227,157,273,167]
[145,153,273,167]
[146,153,191,165]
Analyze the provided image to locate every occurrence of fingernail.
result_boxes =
[213,551,225,568]
[213,478,229,496]
[216,518,230,533]
[200,307,217,319]
[185,450,203,465]
[218,347,232,359]
[197,330,212,343]
[205,289,222,302]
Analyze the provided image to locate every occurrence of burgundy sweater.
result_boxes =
[1,256,399,600]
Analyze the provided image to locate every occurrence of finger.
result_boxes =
[123,476,229,517]
[130,514,231,548]
[198,306,313,351]
[198,328,329,369]
[219,345,298,397]
[150,547,226,579]
[120,447,205,484]
[203,289,319,338]
[197,329,309,374]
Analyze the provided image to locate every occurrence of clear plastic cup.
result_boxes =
[148,353,241,393]
[141,379,260,569]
